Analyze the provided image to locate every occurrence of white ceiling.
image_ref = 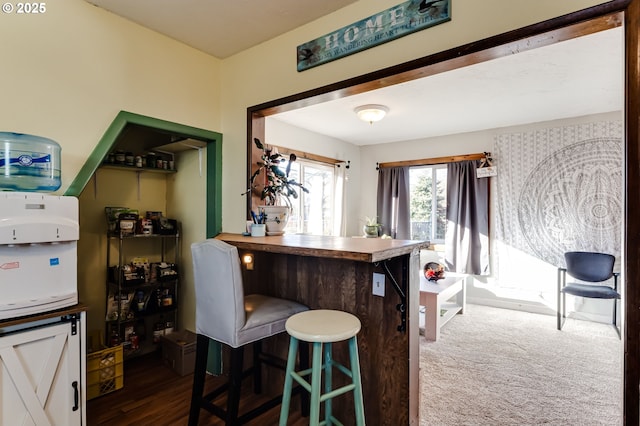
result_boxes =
[84,1,623,146]
[85,0,358,59]
[273,27,623,145]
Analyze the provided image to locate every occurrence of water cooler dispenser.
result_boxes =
[0,192,79,319]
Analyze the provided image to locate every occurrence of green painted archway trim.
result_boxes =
[64,110,222,236]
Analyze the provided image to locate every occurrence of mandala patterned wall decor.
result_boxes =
[494,121,622,273]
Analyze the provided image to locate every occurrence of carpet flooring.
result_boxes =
[420,304,622,426]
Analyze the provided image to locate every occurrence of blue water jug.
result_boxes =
[0,132,61,192]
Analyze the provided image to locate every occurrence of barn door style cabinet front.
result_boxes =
[0,307,86,426]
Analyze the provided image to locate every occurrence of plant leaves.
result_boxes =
[270,165,286,177]
[250,168,262,181]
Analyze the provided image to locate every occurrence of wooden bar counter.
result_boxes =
[217,233,428,426]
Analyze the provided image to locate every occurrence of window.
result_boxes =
[409,166,447,243]
[282,158,336,235]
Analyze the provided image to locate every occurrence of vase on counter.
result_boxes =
[259,205,290,235]
[363,225,380,238]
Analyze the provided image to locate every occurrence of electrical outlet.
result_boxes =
[373,273,385,297]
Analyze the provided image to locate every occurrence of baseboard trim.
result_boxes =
[466,297,613,324]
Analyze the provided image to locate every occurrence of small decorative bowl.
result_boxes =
[424,262,445,281]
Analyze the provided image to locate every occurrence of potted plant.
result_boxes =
[243,138,309,234]
[363,216,381,238]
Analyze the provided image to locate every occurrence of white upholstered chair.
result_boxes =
[188,238,309,425]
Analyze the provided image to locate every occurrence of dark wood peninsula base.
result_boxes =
[217,233,428,426]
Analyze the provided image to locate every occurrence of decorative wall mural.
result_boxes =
[517,138,622,267]
[494,121,622,277]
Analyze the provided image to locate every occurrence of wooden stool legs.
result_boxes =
[189,334,210,425]
[279,336,365,426]
[348,337,365,426]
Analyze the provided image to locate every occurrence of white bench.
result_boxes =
[419,273,467,341]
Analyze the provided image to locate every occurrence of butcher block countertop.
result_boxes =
[216,233,429,263]
[0,303,87,328]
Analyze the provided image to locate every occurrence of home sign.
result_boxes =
[297,0,451,72]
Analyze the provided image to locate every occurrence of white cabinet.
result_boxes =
[0,309,86,426]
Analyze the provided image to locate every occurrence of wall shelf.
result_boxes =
[99,164,177,174]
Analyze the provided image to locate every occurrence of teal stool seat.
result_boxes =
[279,309,365,426]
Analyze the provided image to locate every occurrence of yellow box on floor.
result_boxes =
[87,345,124,400]
[161,330,197,376]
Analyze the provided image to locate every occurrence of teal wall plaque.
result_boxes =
[297,0,451,72]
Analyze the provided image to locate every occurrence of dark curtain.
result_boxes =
[377,166,410,239]
[444,160,490,275]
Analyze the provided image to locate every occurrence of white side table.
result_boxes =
[420,274,467,341]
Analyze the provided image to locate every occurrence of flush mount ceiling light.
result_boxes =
[355,104,389,124]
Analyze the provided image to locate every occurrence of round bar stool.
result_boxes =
[279,309,365,426]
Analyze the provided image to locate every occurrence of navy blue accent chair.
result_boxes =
[557,251,620,337]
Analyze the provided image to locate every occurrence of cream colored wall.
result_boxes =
[359,112,623,221]
[78,147,205,337]
[266,119,361,235]
[166,148,206,331]
[218,0,610,233]
[1,0,220,335]
[367,111,622,318]
[78,169,171,334]
[0,0,221,193]
[1,0,611,336]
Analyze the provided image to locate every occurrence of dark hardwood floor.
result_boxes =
[86,351,307,425]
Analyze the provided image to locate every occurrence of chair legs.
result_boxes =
[557,292,567,331]
[190,334,239,425]
[557,268,565,331]
[190,334,307,425]
[558,284,622,340]
[253,340,262,393]
[189,334,210,425]
[188,335,261,425]
[226,346,244,423]
[613,298,621,339]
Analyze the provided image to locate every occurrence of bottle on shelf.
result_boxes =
[109,329,121,347]
[129,330,139,351]
[153,318,165,344]
[135,290,145,312]
[105,219,180,360]
[164,320,174,336]
[160,287,173,308]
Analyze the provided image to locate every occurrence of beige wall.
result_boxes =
[78,169,170,333]
[0,0,221,193]
[77,147,205,335]
[0,0,219,334]
[359,111,623,224]
[218,0,610,233]
[167,148,206,332]
[1,0,610,335]
[266,119,362,235]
